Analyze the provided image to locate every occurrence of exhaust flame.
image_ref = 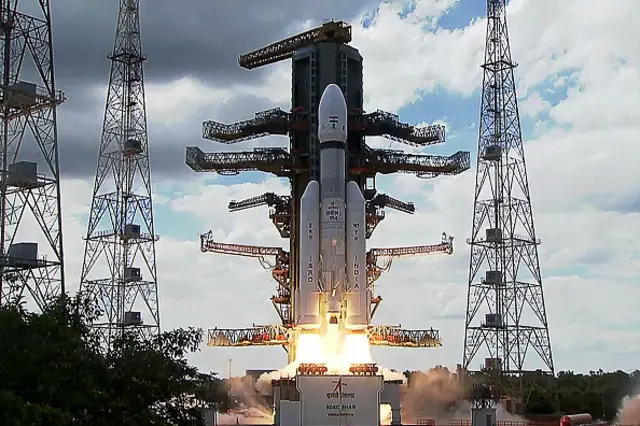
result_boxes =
[275,326,374,376]
[251,327,405,424]
[259,327,404,382]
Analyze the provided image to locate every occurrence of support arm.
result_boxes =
[228,192,287,212]
[367,233,454,285]
[227,193,292,238]
[356,110,445,147]
[361,149,471,178]
[202,108,290,143]
[369,233,454,257]
[367,325,442,347]
[185,146,292,176]
[207,325,442,347]
[207,325,290,346]
[365,193,415,238]
[370,193,415,214]
[201,108,446,149]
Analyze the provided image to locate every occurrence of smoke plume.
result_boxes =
[618,394,640,425]
[401,367,464,423]
[401,367,527,424]
[219,376,274,424]
[216,408,273,425]
[218,366,528,424]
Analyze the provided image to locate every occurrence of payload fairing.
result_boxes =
[296,84,370,332]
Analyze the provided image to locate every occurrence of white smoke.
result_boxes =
[617,394,640,425]
[215,407,273,425]
[400,368,527,424]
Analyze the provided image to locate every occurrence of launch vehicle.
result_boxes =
[296,83,370,332]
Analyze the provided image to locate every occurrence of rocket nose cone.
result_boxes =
[319,83,345,104]
[318,83,347,143]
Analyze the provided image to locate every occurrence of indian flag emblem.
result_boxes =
[329,115,339,125]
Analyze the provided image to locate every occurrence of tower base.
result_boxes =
[272,366,401,425]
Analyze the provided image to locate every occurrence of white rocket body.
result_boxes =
[296,84,369,331]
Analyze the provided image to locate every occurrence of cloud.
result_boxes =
[52,0,379,87]
[19,0,639,376]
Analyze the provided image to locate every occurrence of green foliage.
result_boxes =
[550,369,639,419]
[459,367,638,418]
[503,369,639,418]
[0,295,227,426]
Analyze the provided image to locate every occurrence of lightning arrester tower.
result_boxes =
[0,1,66,308]
[462,0,554,393]
[79,0,159,347]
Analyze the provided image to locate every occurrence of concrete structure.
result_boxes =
[272,367,402,425]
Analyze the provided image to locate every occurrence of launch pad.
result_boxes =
[185,20,469,362]
[271,362,402,426]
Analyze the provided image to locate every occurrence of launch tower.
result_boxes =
[79,0,160,347]
[462,0,555,399]
[186,21,470,359]
[0,0,66,308]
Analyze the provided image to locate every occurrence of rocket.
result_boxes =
[296,84,370,332]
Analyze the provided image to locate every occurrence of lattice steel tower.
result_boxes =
[79,0,159,347]
[462,0,554,391]
[0,1,65,308]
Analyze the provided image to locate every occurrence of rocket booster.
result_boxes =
[296,84,370,331]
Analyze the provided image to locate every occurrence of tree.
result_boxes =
[0,295,226,425]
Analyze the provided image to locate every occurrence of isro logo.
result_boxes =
[326,377,355,399]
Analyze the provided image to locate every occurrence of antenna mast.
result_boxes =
[79,0,160,347]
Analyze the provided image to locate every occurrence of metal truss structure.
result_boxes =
[187,20,470,358]
[79,0,160,348]
[202,107,446,148]
[462,0,555,396]
[207,324,441,348]
[200,231,453,331]
[238,20,352,70]
[0,0,66,309]
[185,146,469,178]
[228,192,292,237]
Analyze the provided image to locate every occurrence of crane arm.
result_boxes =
[228,192,288,212]
[238,21,352,70]
[355,110,446,147]
[200,107,445,148]
[207,325,290,346]
[185,146,293,177]
[367,325,442,347]
[202,108,290,143]
[200,231,284,257]
[206,324,441,348]
[369,233,454,258]
[370,193,415,214]
[361,149,470,178]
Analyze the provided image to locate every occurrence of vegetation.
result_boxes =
[0,295,227,426]
[1,296,637,423]
[406,367,639,420]
[527,369,640,419]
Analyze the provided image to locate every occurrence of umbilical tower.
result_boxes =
[186,22,470,361]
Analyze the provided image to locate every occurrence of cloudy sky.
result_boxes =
[20,0,640,377]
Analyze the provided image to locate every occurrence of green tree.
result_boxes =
[0,295,225,425]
